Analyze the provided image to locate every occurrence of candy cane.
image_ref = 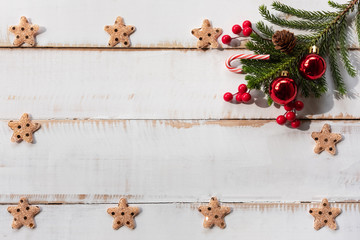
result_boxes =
[225,54,270,73]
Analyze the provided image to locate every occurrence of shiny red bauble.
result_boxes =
[299,53,326,80]
[269,77,297,105]
[276,115,287,125]
[238,84,248,94]
[235,93,242,102]
[291,119,301,128]
[286,112,296,121]
[242,27,252,36]
[221,35,232,44]
[232,24,242,34]
[223,92,233,101]
[241,92,251,102]
[284,102,294,111]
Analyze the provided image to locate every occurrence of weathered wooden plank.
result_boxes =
[0,202,359,240]
[0,119,359,202]
[0,0,355,48]
[0,49,359,119]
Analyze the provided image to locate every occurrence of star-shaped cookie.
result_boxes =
[198,197,231,229]
[7,197,40,229]
[9,16,39,47]
[8,113,41,143]
[104,17,135,47]
[191,19,222,49]
[107,198,140,229]
[311,124,342,155]
[309,198,341,230]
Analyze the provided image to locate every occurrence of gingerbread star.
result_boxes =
[198,197,231,229]
[311,124,342,155]
[8,113,41,143]
[191,19,222,49]
[107,198,140,229]
[309,198,341,230]
[9,16,39,47]
[104,17,135,47]
[7,197,40,229]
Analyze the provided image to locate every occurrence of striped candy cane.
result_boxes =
[225,54,270,73]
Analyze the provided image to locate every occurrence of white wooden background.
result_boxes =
[0,0,359,239]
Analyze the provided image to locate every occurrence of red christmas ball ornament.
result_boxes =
[276,115,287,125]
[232,24,242,34]
[299,46,326,80]
[294,100,304,111]
[223,92,233,102]
[235,93,242,102]
[241,92,251,102]
[238,84,248,94]
[242,20,252,28]
[222,35,232,44]
[242,27,252,37]
[269,71,298,105]
[291,119,301,128]
[285,112,296,121]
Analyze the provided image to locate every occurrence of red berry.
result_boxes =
[242,20,252,28]
[294,101,304,111]
[221,35,232,44]
[242,27,252,37]
[291,119,301,128]
[238,84,248,94]
[232,24,242,34]
[286,112,296,121]
[276,115,287,125]
[241,92,251,102]
[284,102,294,111]
[223,92,233,102]
[235,93,242,102]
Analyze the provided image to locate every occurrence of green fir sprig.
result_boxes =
[242,0,359,104]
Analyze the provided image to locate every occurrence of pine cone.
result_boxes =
[272,30,296,53]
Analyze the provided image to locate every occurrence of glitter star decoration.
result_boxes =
[107,198,140,229]
[104,16,135,47]
[191,19,222,49]
[8,113,41,143]
[309,198,341,230]
[311,124,342,155]
[198,197,231,229]
[9,16,39,47]
[7,197,40,229]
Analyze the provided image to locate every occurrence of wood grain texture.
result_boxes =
[0,119,359,202]
[0,202,359,240]
[0,49,359,119]
[0,0,356,48]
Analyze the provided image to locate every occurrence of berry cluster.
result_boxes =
[223,84,251,103]
[276,100,304,128]
[222,20,253,45]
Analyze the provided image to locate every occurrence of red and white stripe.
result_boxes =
[225,54,270,73]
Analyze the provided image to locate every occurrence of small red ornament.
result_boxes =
[286,112,296,121]
[223,92,233,102]
[276,115,287,125]
[299,46,326,80]
[242,20,252,28]
[232,24,242,34]
[269,71,297,105]
[222,35,232,44]
[235,93,242,102]
[242,27,252,36]
[294,100,304,111]
[241,92,251,102]
[284,102,294,111]
[238,84,248,94]
[291,119,301,128]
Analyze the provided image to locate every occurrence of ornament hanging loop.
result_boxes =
[281,71,289,77]
[309,45,319,54]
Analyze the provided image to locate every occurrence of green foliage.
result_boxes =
[242,0,359,104]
